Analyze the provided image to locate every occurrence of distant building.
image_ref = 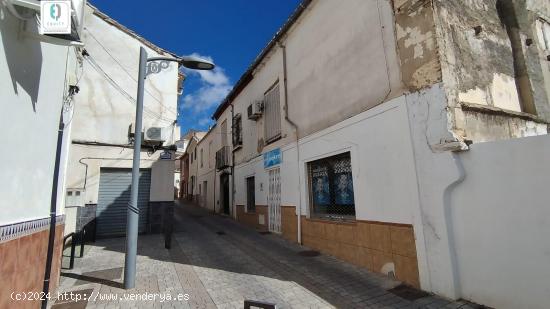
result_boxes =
[179,130,207,202]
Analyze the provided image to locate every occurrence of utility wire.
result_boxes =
[84,28,178,117]
[83,54,174,123]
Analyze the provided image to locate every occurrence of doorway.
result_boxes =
[268,168,281,233]
[220,173,230,215]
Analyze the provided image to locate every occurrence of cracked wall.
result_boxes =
[432,0,549,143]
[395,0,549,145]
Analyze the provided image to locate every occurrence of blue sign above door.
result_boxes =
[264,148,282,169]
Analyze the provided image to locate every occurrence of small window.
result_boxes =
[232,114,243,147]
[308,152,355,219]
[246,177,256,213]
[200,148,204,168]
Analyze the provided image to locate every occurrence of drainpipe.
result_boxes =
[230,104,236,219]
[442,152,466,298]
[78,158,89,189]
[278,42,303,244]
[41,109,65,309]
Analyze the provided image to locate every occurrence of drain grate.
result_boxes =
[298,250,320,257]
[216,231,226,235]
[388,284,430,301]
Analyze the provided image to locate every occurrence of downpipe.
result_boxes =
[278,41,302,244]
[41,109,64,309]
[442,152,466,298]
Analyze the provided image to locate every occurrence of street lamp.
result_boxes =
[124,47,214,289]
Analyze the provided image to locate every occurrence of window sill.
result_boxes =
[265,134,282,145]
[460,102,548,124]
[307,216,357,225]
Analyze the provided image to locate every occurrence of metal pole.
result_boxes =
[124,46,147,289]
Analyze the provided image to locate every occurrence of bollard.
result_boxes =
[69,235,76,269]
[79,228,86,258]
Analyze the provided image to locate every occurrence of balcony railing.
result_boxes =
[216,146,231,170]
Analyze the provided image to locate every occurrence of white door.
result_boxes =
[268,168,281,233]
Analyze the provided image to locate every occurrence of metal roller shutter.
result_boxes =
[96,168,151,237]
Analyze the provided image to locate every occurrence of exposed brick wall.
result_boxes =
[0,224,64,309]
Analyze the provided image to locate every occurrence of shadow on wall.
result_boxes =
[0,6,43,110]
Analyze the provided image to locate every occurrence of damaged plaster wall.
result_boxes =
[394,0,466,151]
[431,0,549,143]
[394,0,442,91]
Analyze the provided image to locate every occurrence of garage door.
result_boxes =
[96,168,151,237]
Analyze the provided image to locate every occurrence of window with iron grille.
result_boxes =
[246,176,255,213]
[264,83,281,143]
[307,152,355,219]
[233,114,243,147]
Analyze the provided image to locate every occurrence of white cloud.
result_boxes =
[198,117,214,127]
[181,53,232,113]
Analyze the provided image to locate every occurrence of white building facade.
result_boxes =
[0,0,86,305]
[201,1,550,309]
[63,4,180,238]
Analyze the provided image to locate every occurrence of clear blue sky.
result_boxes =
[90,0,301,136]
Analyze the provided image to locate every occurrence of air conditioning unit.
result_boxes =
[247,100,264,120]
[144,126,166,143]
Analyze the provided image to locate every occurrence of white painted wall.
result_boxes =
[285,0,403,138]
[451,135,550,309]
[63,6,178,233]
[0,8,77,225]
[406,83,550,308]
[297,98,419,224]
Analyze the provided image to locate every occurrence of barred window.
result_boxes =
[308,152,355,219]
[232,114,243,147]
[264,83,281,143]
[246,176,255,213]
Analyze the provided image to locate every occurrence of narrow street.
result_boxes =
[52,202,481,309]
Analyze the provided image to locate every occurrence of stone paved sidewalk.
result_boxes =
[50,202,484,309]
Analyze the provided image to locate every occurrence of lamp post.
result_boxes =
[124,47,214,289]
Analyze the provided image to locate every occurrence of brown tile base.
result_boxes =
[0,223,65,309]
[279,205,420,288]
[236,205,268,231]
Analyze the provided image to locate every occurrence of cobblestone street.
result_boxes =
[52,202,482,309]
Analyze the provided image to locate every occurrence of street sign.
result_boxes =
[160,150,172,160]
[263,148,282,169]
